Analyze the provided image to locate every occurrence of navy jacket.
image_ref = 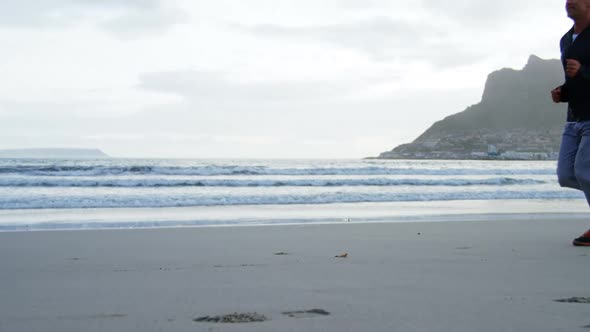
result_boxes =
[560,26,590,121]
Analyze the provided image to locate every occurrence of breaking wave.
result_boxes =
[0,177,546,188]
[0,190,581,210]
[0,165,556,177]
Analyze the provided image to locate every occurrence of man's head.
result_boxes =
[567,0,590,21]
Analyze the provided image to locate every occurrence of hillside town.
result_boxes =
[378,128,562,160]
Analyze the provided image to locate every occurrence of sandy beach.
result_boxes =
[1,216,590,332]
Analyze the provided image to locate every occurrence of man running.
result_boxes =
[552,0,590,246]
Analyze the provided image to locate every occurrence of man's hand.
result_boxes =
[551,86,562,103]
[566,59,582,78]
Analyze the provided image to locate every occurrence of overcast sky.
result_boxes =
[0,0,572,158]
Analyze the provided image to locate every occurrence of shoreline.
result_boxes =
[0,211,589,233]
[0,199,587,232]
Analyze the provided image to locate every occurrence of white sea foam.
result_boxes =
[1,199,588,231]
[0,176,547,188]
[0,190,582,210]
[0,165,556,177]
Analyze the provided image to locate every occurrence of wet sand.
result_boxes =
[1,216,590,331]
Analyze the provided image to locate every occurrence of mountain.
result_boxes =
[377,55,566,160]
[0,148,110,159]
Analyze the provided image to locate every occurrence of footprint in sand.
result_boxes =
[58,313,127,321]
[282,309,330,318]
[193,312,267,323]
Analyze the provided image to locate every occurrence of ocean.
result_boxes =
[0,158,586,231]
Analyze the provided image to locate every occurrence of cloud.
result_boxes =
[0,1,154,26]
[99,8,188,39]
[138,70,369,105]
[235,16,488,66]
[333,0,385,9]
[237,16,416,58]
[0,0,186,38]
[419,0,556,25]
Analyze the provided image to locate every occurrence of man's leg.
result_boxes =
[571,122,590,246]
[558,123,582,190]
[574,122,590,204]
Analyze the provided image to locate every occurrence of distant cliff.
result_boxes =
[377,55,565,160]
[0,148,110,159]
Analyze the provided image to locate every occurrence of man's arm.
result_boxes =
[560,83,570,102]
[559,58,590,103]
[566,59,590,79]
[552,86,568,103]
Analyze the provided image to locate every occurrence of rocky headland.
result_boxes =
[377,55,565,160]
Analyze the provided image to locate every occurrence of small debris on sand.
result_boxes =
[554,297,590,303]
[193,312,268,323]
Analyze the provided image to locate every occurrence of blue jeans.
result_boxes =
[557,122,590,205]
